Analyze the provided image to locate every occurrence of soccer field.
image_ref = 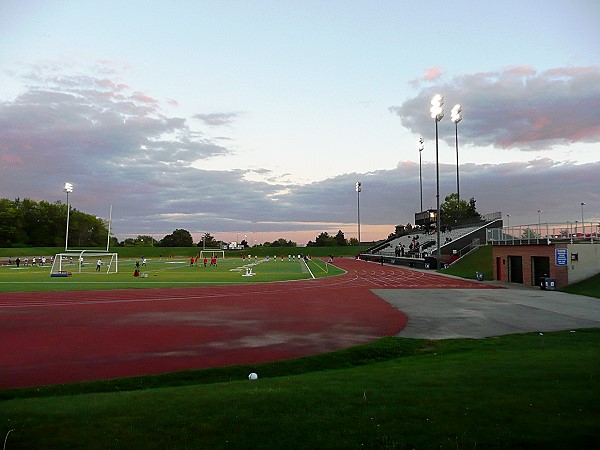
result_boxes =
[0,255,343,292]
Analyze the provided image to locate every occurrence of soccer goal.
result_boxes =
[199,249,225,260]
[50,250,118,275]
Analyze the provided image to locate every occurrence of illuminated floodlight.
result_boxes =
[430,94,444,121]
[451,104,462,124]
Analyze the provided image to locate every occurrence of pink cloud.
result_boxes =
[409,66,444,88]
[394,65,600,150]
[131,92,158,104]
[424,66,443,81]
[1,154,23,164]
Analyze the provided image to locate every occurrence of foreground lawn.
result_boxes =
[2,330,598,449]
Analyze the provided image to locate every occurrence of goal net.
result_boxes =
[199,249,225,260]
[51,250,118,275]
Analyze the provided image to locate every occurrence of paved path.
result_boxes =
[374,282,600,339]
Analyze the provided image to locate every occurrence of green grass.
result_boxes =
[1,330,598,449]
[441,244,493,280]
[0,255,344,292]
[561,273,600,298]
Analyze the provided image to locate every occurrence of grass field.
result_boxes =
[0,254,344,292]
[1,330,598,449]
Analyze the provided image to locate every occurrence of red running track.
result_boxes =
[0,258,493,389]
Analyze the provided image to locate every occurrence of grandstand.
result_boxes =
[360,213,502,269]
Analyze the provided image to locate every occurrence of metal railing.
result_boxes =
[487,221,599,245]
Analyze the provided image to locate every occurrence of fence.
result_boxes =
[487,221,599,245]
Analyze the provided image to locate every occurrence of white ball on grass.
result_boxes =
[248,372,258,380]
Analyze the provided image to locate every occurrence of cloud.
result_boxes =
[409,66,444,88]
[194,112,242,127]
[1,65,598,244]
[391,66,600,150]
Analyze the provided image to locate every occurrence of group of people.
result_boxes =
[190,254,218,267]
[393,236,423,258]
[7,256,50,267]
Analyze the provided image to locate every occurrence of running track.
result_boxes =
[0,258,493,389]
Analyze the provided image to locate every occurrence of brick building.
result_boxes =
[489,231,600,288]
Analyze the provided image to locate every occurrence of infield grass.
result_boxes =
[0,255,343,292]
[1,330,598,449]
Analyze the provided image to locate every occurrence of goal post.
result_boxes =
[51,250,118,275]
[199,249,225,260]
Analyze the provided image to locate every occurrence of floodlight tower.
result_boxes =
[451,104,462,218]
[581,202,586,235]
[356,181,362,244]
[417,137,424,212]
[430,94,444,269]
[64,182,73,251]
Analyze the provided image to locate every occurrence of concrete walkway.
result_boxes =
[374,281,600,339]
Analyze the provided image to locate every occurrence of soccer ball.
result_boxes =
[248,372,258,380]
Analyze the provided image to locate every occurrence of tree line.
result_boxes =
[1,198,362,249]
[0,198,108,248]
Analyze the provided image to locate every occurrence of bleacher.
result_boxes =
[377,225,480,258]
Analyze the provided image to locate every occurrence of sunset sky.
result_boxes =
[1,0,599,244]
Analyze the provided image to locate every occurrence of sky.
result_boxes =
[1,0,599,245]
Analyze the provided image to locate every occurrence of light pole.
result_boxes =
[581,202,586,235]
[64,182,73,251]
[417,137,424,212]
[356,182,361,244]
[537,210,542,238]
[430,94,444,269]
[451,104,462,219]
[506,214,510,229]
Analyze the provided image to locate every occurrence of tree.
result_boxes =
[348,237,359,246]
[334,230,347,246]
[440,193,481,225]
[135,235,158,246]
[269,238,296,247]
[197,232,220,248]
[0,197,108,247]
[308,232,337,247]
[160,229,193,247]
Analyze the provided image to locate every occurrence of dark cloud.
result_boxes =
[391,66,600,150]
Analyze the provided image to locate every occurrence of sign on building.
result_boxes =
[555,248,568,266]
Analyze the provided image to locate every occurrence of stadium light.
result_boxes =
[537,210,542,238]
[356,181,362,244]
[451,104,462,218]
[430,94,444,269]
[64,182,73,251]
[417,137,424,212]
[581,202,586,235]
